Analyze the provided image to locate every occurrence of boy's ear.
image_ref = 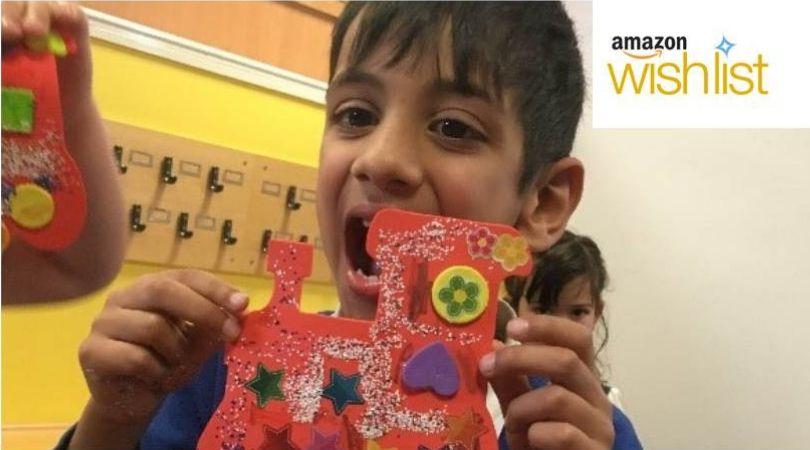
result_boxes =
[516,157,584,252]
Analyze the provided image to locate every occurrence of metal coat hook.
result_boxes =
[286,186,302,211]
[130,204,146,232]
[113,145,128,174]
[207,166,224,193]
[221,219,238,245]
[261,229,272,253]
[161,157,178,184]
[176,212,194,239]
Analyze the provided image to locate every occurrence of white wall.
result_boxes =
[566,3,810,449]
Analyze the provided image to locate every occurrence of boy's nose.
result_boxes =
[350,127,424,197]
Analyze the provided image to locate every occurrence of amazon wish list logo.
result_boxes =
[607,34,769,95]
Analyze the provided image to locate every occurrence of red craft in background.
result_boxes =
[1,33,87,251]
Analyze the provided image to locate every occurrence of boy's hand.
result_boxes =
[2,2,92,98]
[480,316,615,450]
[78,270,248,424]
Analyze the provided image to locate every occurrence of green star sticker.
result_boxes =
[244,363,284,408]
[321,368,364,415]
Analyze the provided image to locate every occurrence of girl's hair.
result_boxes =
[505,231,611,375]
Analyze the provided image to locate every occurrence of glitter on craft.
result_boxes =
[244,363,284,408]
[466,227,496,259]
[492,234,530,271]
[321,368,365,415]
[431,266,488,324]
[402,342,460,397]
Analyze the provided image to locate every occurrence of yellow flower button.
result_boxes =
[432,265,489,324]
[9,183,55,229]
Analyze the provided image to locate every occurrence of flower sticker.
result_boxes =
[492,234,530,272]
[466,227,496,259]
[431,265,489,324]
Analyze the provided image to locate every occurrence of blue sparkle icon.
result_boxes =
[716,35,735,57]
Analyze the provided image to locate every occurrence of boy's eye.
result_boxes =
[429,118,486,141]
[336,107,378,129]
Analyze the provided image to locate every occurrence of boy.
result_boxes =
[11,2,619,449]
[1,2,127,303]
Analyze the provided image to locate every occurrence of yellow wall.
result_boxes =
[2,39,337,426]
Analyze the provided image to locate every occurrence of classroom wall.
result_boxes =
[566,3,810,449]
[1,38,338,431]
[81,1,342,81]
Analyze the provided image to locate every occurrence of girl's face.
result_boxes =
[518,275,599,333]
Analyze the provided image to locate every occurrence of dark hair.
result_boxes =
[329,2,585,191]
[505,231,611,373]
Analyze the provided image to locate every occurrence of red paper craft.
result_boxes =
[198,209,532,450]
[1,35,87,250]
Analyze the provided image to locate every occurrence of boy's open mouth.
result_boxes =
[345,215,382,298]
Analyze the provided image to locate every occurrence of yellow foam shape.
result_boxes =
[9,183,55,229]
[431,265,489,324]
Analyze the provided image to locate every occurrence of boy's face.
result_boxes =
[316,27,532,319]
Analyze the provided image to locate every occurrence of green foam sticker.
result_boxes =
[24,32,67,56]
[2,88,35,133]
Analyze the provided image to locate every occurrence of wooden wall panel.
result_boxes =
[106,120,331,282]
[83,1,343,81]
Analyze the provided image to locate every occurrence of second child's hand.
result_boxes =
[481,315,615,450]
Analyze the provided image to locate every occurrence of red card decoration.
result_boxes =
[198,209,532,450]
[1,33,86,251]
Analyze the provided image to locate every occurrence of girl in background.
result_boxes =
[506,230,624,409]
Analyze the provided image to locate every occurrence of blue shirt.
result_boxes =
[135,351,642,450]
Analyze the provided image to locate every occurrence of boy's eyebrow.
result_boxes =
[431,78,495,104]
[328,67,384,92]
[328,67,496,104]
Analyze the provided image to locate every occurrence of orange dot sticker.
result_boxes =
[431,265,489,324]
[9,183,55,229]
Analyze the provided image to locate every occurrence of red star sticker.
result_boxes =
[258,423,299,450]
[444,409,485,450]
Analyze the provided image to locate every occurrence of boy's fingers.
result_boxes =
[49,2,88,40]
[506,315,595,370]
[92,308,186,367]
[168,269,249,314]
[111,276,238,344]
[79,335,168,384]
[521,421,596,450]
[2,2,26,41]
[484,343,606,409]
[21,1,50,37]
[482,340,531,414]
[504,384,613,444]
